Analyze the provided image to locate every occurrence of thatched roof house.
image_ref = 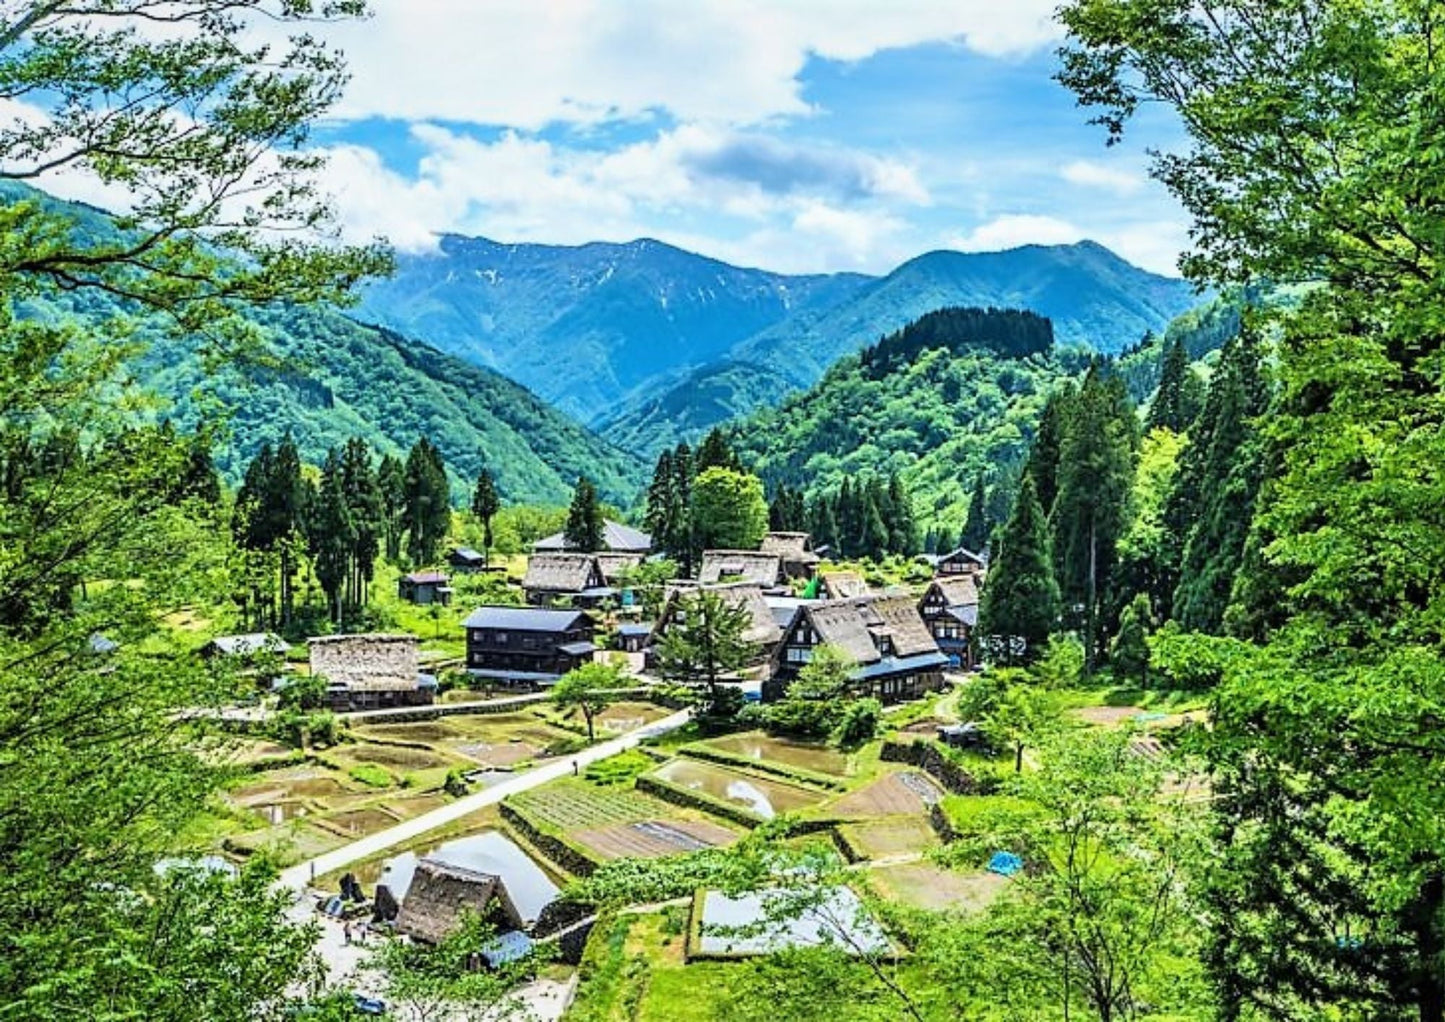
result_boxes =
[594,552,644,586]
[395,858,524,944]
[522,553,609,606]
[698,550,785,588]
[655,582,783,649]
[770,596,948,702]
[760,532,820,581]
[818,571,870,601]
[309,633,434,711]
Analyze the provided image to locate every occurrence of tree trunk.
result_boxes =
[1413,871,1445,1022]
[1015,742,1024,773]
[1086,521,1097,673]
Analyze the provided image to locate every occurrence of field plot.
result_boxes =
[829,770,941,819]
[571,819,737,860]
[870,862,1009,912]
[703,732,849,776]
[651,759,825,819]
[840,815,938,859]
[509,778,667,830]
[353,711,579,769]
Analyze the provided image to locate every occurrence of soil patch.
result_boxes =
[320,807,401,838]
[353,721,458,743]
[1070,705,1148,727]
[841,816,938,859]
[455,741,538,767]
[342,744,451,770]
[831,771,941,819]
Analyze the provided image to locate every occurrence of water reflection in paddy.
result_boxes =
[653,759,819,819]
[378,830,559,924]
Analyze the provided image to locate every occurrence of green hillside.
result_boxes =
[729,308,1076,535]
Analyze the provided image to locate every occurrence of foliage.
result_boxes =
[364,911,539,1022]
[403,436,451,565]
[654,589,756,721]
[613,558,678,618]
[977,475,1058,665]
[347,763,392,788]
[1113,426,1184,616]
[552,661,627,742]
[692,466,769,551]
[277,674,328,712]
[469,468,500,558]
[583,749,654,786]
[564,476,606,552]
[1108,593,1153,683]
[745,644,854,739]
[1029,636,1086,691]
[832,698,883,749]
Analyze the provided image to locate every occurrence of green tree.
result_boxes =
[960,471,989,553]
[692,467,768,552]
[1052,366,1138,669]
[339,436,383,614]
[365,911,537,1022]
[564,476,605,553]
[769,483,807,533]
[1145,336,1192,433]
[1060,4,1445,1017]
[376,452,407,562]
[470,467,500,563]
[1024,383,1074,517]
[403,436,450,565]
[654,590,755,720]
[696,427,742,473]
[1109,593,1153,684]
[552,661,626,742]
[308,449,355,624]
[978,475,1059,665]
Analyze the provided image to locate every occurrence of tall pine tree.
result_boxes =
[470,468,500,563]
[978,475,1059,665]
[1146,336,1192,432]
[403,437,450,565]
[961,472,989,553]
[564,476,605,552]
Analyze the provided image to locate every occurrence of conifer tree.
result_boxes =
[671,442,697,573]
[564,476,605,552]
[403,437,450,565]
[339,437,382,614]
[886,472,917,554]
[470,468,500,563]
[696,427,742,473]
[807,491,839,554]
[860,477,890,559]
[961,472,989,553]
[1146,336,1192,432]
[769,484,807,533]
[1025,384,1074,516]
[1051,368,1138,669]
[1109,592,1153,682]
[376,453,407,562]
[309,450,354,624]
[978,475,1059,665]
[835,478,858,558]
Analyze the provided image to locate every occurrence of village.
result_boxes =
[184,514,1197,1020]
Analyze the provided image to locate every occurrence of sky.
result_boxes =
[39,1,1194,278]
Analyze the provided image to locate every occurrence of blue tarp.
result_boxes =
[987,851,1023,876]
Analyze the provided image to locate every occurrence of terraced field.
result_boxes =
[508,778,669,830]
[571,819,738,860]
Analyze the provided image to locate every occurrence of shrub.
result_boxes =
[584,750,652,786]
[832,698,883,748]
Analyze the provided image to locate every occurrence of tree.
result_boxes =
[308,449,354,624]
[931,727,1208,1021]
[769,483,807,533]
[654,590,755,720]
[670,442,697,574]
[644,449,680,557]
[552,661,626,742]
[339,436,383,614]
[885,472,917,555]
[756,644,855,739]
[1024,384,1073,517]
[692,467,768,552]
[1060,4,1445,1017]
[696,427,743,473]
[1051,366,1138,669]
[1146,336,1192,433]
[978,475,1059,665]
[563,476,605,553]
[960,472,989,553]
[403,437,450,565]
[1109,593,1153,684]
[470,468,500,562]
[376,453,407,561]
[0,4,384,1011]
[365,911,537,1022]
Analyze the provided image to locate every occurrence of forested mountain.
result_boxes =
[358,235,873,423]
[728,307,1076,538]
[9,185,642,506]
[600,241,1199,455]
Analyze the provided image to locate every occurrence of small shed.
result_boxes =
[614,622,654,654]
[201,632,290,659]
[449,548,488,572]
[399,571,452,606]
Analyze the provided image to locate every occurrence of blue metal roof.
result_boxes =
[462,605,589,631]
[851,651,951,681]
[482,929,534,967]
[558,641,598,656]
[467,668,564,685]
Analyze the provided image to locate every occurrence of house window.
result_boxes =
[495,632,508,645]
[786,647,813,663]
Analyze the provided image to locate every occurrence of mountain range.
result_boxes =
[358,236,1200,457]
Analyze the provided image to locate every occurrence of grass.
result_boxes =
[585,750,654,786]
[508,778,667,833]
[347,763,393,788]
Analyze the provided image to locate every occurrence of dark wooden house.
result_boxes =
[463,606,597,686]
[448,547,488,572]
[926,547,986,578]
[767,596,948,703]
[399,571,452,606]
[918,576,979,670]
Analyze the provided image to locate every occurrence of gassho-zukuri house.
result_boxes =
[308,633,437,712]
[463,605,597,687]
[765,595,949,702]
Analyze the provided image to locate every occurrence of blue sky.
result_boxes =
[303,1,1191,276]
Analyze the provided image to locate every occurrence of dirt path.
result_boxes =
[279,708,692,890]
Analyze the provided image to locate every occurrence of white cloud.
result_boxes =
[313,0,1062,130]
[1061,159,1144,195]
[952,214,1086,251]
[949,214,1188,275]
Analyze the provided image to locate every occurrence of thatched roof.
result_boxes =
[657,582,782,646]
[699,550,784,587]
[523,553,603,593]
[395,858,523,944]
[760,532,817,561]
[534,520,652,553]
[863,595,940,658]
[931,575,979,608]
[801,602,886,665]
[594,552,643,585]
[819,571,870,600]
[308,633,419,693]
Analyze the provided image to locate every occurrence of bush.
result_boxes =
[832,698,882,748]
[584,750,652,786]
